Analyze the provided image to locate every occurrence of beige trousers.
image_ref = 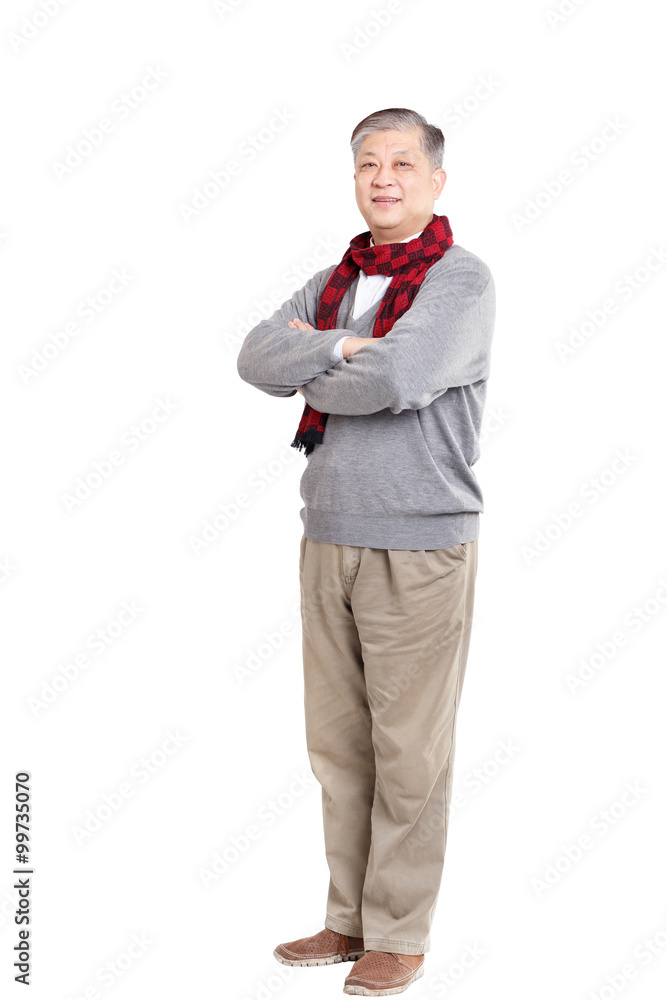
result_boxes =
[298,534,478,956]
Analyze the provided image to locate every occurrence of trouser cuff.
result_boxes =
[325,913,365,937]
[362,936,428,956]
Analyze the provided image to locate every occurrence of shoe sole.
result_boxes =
[343,962,425,995]
[274,949,365,967]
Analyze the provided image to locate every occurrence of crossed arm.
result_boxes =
[237,260,493,415]
[287,317,378,394]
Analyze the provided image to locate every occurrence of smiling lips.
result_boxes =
[373,197,400,203]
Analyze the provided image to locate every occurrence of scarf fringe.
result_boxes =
[290,427,324,456]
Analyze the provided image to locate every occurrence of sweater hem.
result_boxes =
[300,508,480,550]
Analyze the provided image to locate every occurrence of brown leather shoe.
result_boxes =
[274,927,365,967]
[343,950,425,995]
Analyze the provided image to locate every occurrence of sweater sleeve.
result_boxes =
[236,265,346,396]
[299,259,495,416]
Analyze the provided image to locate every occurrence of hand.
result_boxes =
[342,336,378,359]
[289,318,318,395]
[288,319,313,396]
[287,318,316,331]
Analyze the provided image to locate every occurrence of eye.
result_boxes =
[396,161,410,166]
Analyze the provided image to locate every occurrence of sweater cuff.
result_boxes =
[332,335,349,360]
[294,328,349,382]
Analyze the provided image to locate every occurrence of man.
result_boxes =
[237,107,495,996]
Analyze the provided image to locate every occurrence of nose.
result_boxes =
[372,162,397,187]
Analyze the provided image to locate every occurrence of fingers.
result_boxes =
[288,317,315,330]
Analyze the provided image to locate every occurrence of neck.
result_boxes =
[370,211,435,246]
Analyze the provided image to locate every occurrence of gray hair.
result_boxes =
[350,108,444,172]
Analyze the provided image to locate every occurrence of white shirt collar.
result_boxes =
[369,230,423,248]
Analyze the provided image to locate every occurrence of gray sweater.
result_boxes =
[236,242,496,550]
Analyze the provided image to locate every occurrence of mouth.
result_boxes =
[372,198,400,203]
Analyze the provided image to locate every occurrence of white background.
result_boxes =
[1,0,666,998]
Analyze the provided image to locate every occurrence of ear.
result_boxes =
[433,168,447,198]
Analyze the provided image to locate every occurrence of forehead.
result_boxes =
[357,129,423,157]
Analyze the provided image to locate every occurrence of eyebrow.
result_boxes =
[359,149,415,158]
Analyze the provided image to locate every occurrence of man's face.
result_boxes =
[353,128,446,245]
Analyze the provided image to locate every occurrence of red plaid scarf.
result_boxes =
[290,213,454,456]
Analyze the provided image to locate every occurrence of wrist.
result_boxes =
[342,337,357,359]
